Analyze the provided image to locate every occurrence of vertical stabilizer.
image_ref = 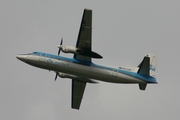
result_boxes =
[138,54,157,78]
[137,54,157,90]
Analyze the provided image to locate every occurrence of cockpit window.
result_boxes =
[31,52,41,56]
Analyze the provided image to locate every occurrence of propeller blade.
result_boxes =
[58,49,61,56]
[55,38,63,81]
[60,38,63,45]
[58,38,63,56]
[54,73,58,81]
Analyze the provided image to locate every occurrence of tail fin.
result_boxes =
[137,54,157,90]
[138,54,157,78]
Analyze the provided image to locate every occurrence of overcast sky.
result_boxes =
[1,0,180,119]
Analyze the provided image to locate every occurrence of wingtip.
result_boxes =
[84,8,92,11]
[72,108,80,110]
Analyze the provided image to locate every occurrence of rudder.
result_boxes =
[147,54,157,78]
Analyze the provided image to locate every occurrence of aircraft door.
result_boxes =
[112,69,118,76]
[39,53,47,63]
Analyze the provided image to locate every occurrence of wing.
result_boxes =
[74,9,92,62]
[72,79,86,110]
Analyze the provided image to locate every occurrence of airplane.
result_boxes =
[16,9,157,110]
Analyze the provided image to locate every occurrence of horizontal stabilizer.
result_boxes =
[139,83,147,90]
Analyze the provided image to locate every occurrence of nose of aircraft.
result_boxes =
[16,54,23,60]
[16,54,28,62]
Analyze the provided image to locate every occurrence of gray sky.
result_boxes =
[1,0,180,119]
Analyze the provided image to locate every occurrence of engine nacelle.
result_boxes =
[58,45,78,54]
[57,45,103,58]
[57,72,98,83]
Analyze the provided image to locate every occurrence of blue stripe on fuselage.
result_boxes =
[91,63,157,83]
[31,52,157,83]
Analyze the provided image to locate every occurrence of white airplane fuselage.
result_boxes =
[16,9,157,109]
[17,52,156,84]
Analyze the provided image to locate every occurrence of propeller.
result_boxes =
[58,38,63,56]
[54,38,63,81]
[54,72,59,81]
